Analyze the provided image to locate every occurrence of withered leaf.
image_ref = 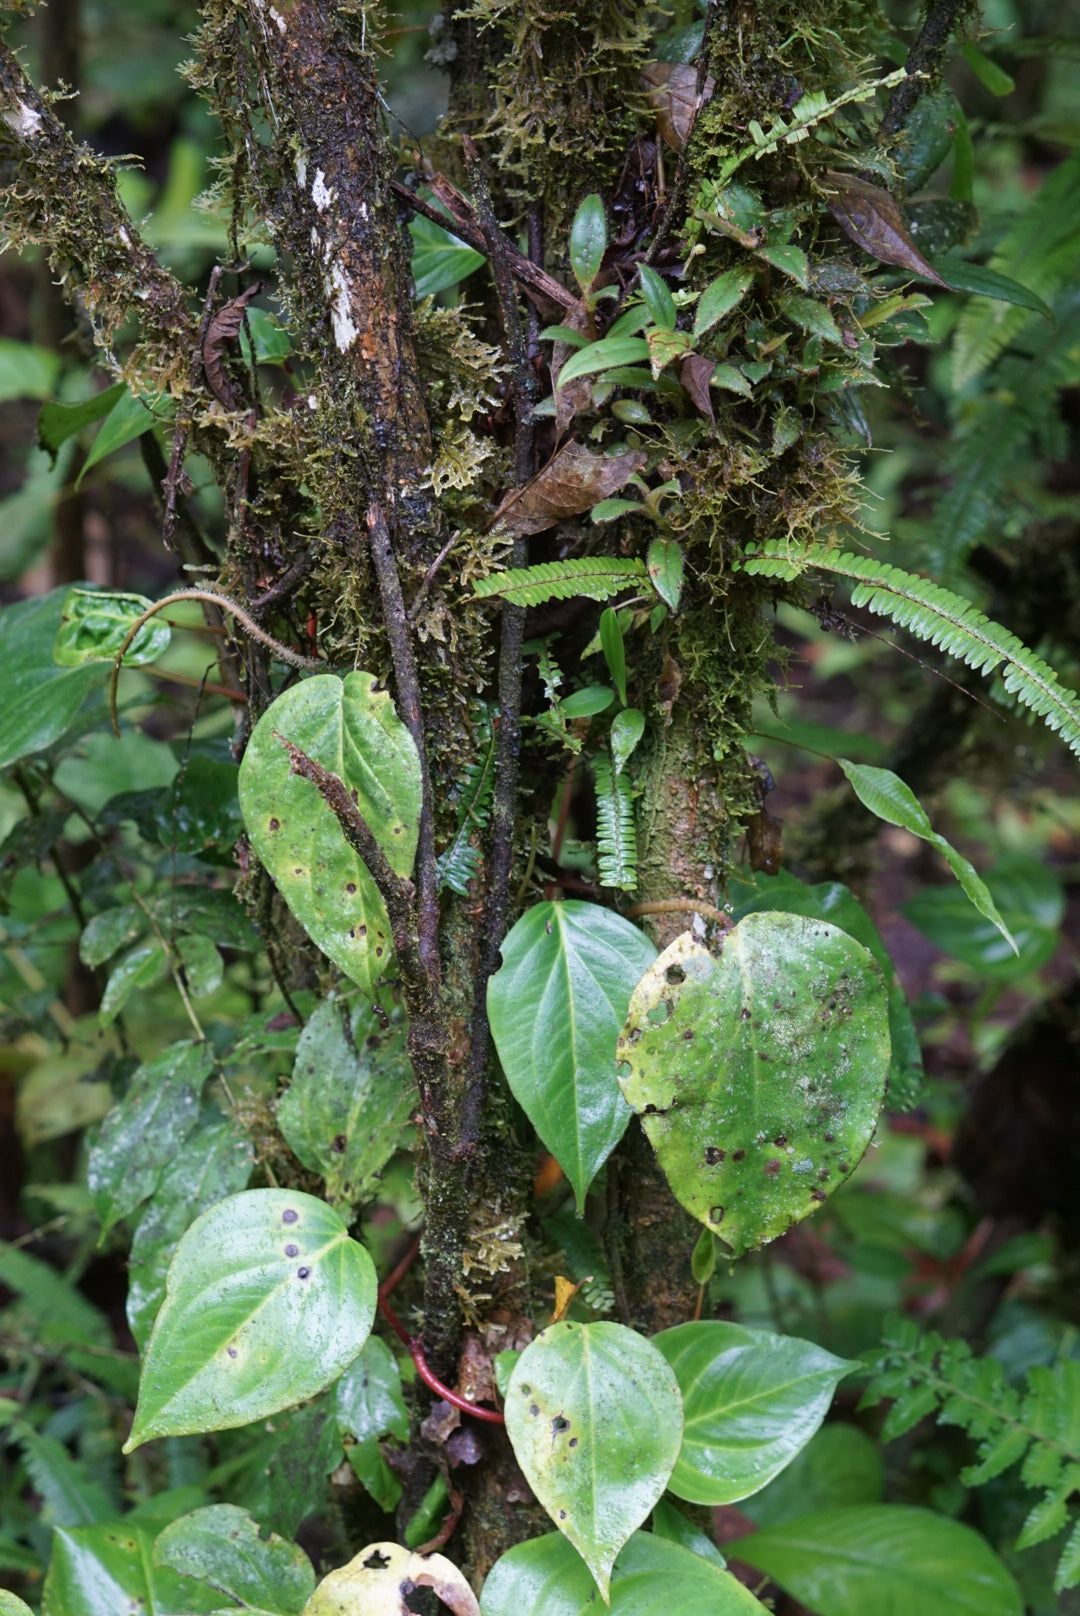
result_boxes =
[824,171,950,288]
[304,1541,480,1616]
[490,440,647,537]
[641,61,716,152]
[552,300,598,439]
[680,353,716,427]
[746,808,783,875]
[203,282,262,409]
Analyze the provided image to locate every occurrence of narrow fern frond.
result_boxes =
[473,557,647,608]
[593,750,637,892]
[740,540,1080,759]
[436,702,497,896]
[862,1319,1080,1592]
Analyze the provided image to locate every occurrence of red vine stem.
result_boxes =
[377,1241,506,1426]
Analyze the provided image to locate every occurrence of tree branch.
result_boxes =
[880,0,969,140]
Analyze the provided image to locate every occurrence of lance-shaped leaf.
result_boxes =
[487,901,657,1207]
[53,587,170,668]
[490,441,647,536]
[654,1320,854,1504]
[277,994,414,1208]
[42,1524,223,1616]
[124,1189,376,1451]
[646,538,684,611]
[87,1040,213,1236]
[238,673,421,993]
[154,1504,315,1614]
[504,1321,683,1601]
[616,918,890,1257]
[303,1542,479,1616]
[569,194,607,293]
[824,172,950,287]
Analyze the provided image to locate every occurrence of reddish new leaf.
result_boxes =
[680,354,716,427]
[490,440,647,537]
[825,172,950,288]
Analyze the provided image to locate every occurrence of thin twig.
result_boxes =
[407,531,459,623]
[880,0,969,140]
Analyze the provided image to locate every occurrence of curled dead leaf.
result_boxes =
[203,282,262,409]
[302,1541,480,1616]
[490,439,647,537]
[680,353,716,427]
[641,61,716,152]
[824,171,950,288]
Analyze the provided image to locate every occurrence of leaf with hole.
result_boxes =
[87,1041,213,1237]
[238,672,421,994]
[728,1506,1023,1616]
[504,1321,683,1599]
[569,194,607,293]
[488,901,657,1208]
[277,994,414,1208]
[654,1320,853,1504]
[303,1542,479,1616]
[616,918,889,1257]
[124,1188,376,1450]
[838,760,1016,954]
[154,1504,315,1614]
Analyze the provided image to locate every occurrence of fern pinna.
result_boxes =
[740,540,1080,759]
[473,556,647,607]
[862,1317,1080,1593]
[593,750,637,892]
[436,702,497,896]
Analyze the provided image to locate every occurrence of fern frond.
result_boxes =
[593,750,638,892]
[436,702,497,896]
[719,68,907,182]
[862,1319,1080,1592]
[740,540,1080,759]
[473,557,647,608]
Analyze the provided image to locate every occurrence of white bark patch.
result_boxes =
[295,154,308,190]
[307,394,318,411]
[311,170,334,212]
[118,227,131,246]
[269,5,286,32]
[327,261,358,352]
[4,100,43,138]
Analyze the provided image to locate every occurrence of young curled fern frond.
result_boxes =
[436,702,497,896]
[593,750,637,892]
[473,557,647,609]
[740,540,1080,759]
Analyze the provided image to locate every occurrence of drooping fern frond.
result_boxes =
[436,702,497,896]
[862,1318,1080,1593]
[593,750,637,892]
[740,540,1080,759]
[473,557,647,608]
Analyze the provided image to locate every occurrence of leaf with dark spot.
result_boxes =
[490,440,647,538]
[824,172,950,288]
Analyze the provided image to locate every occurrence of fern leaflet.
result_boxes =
[593,749,638,891]
[862,1318,1080,1593]
[740,540,1080,759]
[436,702,497,896]
[473,557,647,608]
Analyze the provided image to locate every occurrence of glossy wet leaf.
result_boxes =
[153,754,243,856]
[124,1188,376,1450]
[729,868,923,1111]
[87,1041,213,1236]
[277,994,414,1208]
[555,338,651,390]
[610,708,645,775]
[480,1529,765,1616]
[492,441,647,535]
[335,1336,410,1512]
[53,587,170,668]
[175,934,224,999]
[569,194,607,293]
[654,1321,853,1504]
[487,901,657,1208]
[825,173,950,287]
[302,1541,479,1616]
[599,609,627,705]
[740,1423,883,1528]
[0,588,108,772]
[238,672,422,994]
[505,1321,683,1599]
[838,760,1016,954]
[79,903,143,968]
[728,1506,1023,1616]
[560,684,615,718]
[127,1112,254,1351]
[99,939,168,1025]
[693,268,755,341]
[154,1504,315,1614]
[646,541,683,616]
[639,265,677,330]
[652,1498,727,1569]
[616,918,890,1257]
[41,1523,223,1616]
[903,854,1063,981]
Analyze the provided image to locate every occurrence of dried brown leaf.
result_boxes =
[203,282,262,409]
[680,353,716,427]
[824,171,950,288]
[641,61,715,152]
[490,439,647,537]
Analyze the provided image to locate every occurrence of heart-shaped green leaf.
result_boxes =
[487,901,657,1208]
[616,917,889,1257]
[238,673,421,993]
[504,1321,683,1600]
[277,994,414,1208]
[41,1523,223,1616]
[154,1504,315,1614]
[728,1506,1023,1616]
[480,1530,767,1616]
[124,1189,376,1451]
[654,1321,854,1504]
